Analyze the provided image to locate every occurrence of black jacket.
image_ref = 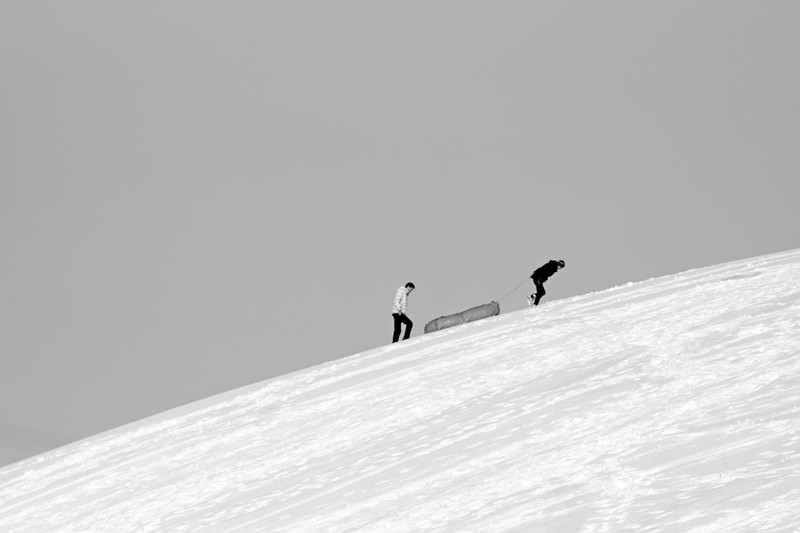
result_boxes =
[532,260,560,282]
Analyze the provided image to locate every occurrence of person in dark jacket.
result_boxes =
[529,260,565,306]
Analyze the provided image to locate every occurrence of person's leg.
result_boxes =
[392,313,402,343]
[533,278,546,306]
[401,314,413,340]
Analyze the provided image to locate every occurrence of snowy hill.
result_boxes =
[2,249,800,532]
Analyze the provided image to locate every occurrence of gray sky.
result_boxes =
[2,1,798,464]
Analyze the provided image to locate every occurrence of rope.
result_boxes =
[497,276,531,303]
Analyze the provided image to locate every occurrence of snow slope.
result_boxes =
[1,249,800,532]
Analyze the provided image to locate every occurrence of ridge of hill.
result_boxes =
[2,249,799,532]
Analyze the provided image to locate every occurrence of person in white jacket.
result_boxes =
[392,282,416,343]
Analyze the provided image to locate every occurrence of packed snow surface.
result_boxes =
[2,249,800,532]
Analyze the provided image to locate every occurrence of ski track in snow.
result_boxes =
[1,249,800,532]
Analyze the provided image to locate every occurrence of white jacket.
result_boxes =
[392,286,410,315]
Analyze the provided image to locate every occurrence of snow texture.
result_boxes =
[1,249,800,532]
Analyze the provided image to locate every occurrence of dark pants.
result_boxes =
[392,313,413,342]
[531,276,546,306]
